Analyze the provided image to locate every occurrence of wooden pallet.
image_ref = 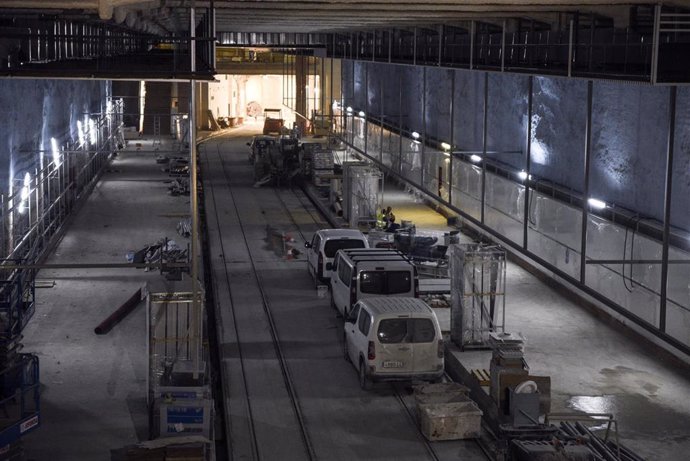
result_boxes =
[472,368,490,386]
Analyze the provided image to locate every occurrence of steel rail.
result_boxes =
[214,141,317,461]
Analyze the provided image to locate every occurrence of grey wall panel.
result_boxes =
[424,67,453,143]
[399,65,423,134]
[531,76,587,191]
[486,73,529,170]
[590,82,669,221]
[452,70,484,152]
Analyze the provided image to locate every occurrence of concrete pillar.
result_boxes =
[295,55,308,132]
[197,82,209,130]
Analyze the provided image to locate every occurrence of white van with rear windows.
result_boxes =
[343,297,444,389]
[305,229,369,282]
[328,248,419,318]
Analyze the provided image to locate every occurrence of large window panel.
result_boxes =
[585,215,662,327]
[451,159,482,221]
[667,86,690,348]
[484,173,524,245]
[423,148,450,202]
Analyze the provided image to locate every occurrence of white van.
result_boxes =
[305,229,369,282]
[344,297,444,389]
[329,248,419,317]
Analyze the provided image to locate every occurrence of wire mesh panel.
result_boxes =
[343,163,382,229]
[450,243,507,349]
[147,289,205,405]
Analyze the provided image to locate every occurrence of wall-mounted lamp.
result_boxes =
[346,106,353,113]
[411,131,420,139]
[77,120,85,146]
[51,137,61,167]
[470,154,482,163]
[358,111,365,117]
[441,142,451,151]
[88,119,98,145]
[587,198,607,210]
[517,170,532,181]
[18,172,31,214]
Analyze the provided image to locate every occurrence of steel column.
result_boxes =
[470,21,475,69]
[421,66,426,189]
[568,19,574,77]
[190,7,201,380]
[651,4,661,84]
[448,71,455,204]
[579,80,593,284]
[523,76,533,250]
[364,63,369,154]
[659,86,677,332]
[480,72,488,224]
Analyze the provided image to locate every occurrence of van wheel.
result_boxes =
[359,360,372,390]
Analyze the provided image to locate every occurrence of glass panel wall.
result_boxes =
[527,77,587,279]
[586,82,670,327]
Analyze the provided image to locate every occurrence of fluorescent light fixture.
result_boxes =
[411,131,420,139]
[77,121,85,146]
[51,137,61,166]
[358,111,365,117]
[470,154,482,163]
[89,119,97,145]
[346,106,353,113]
[587,198,607,209]
[441,142,451,151]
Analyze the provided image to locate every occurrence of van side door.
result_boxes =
[351,307,372,364]
[344,303,361,363]
[331,257,352,316]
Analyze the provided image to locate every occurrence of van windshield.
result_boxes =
[360,271,411,294]
[324,239,366,258]
[377,318,436,344]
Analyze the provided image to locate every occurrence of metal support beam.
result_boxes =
[523,75,533,250]
[470,21,476,69]
[189,6,202,381]
[421,66,427,188]
[568,19,574,77]
[579,80,593,284]
[659,86,677,332]
[448,71,455,205]
[501,19,506,72]
[480,71,488,224]
[651,4,661,84]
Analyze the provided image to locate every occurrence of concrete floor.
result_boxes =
[21,139,190,459]
[15,122,690,461]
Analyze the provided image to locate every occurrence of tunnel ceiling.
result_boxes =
[0,0,675,34]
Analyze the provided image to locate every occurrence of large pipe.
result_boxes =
[94,287,142,334]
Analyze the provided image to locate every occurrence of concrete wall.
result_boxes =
[0,79,108,195]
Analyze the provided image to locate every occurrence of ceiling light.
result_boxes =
[346,106,353,113]
[358,111,365,117]
[411,131,420,139]
[588,198,607,210]
[517,170,532,181]
[470,154,482,163]
[441,142,451,151]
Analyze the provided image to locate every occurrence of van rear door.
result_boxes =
[374,316,414,374]
[408,316,441,374]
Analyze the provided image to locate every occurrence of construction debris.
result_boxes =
[168,178,189,196]
[177,218,192,238]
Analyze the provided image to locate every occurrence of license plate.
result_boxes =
[382,360,403,368]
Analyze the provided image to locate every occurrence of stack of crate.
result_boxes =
[312,150,334,187]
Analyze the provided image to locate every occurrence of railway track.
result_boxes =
[200,133,493,461]
[201,139,320,461]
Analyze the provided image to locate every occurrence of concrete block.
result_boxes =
[413,382,470,407]
[419,401,483,441]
